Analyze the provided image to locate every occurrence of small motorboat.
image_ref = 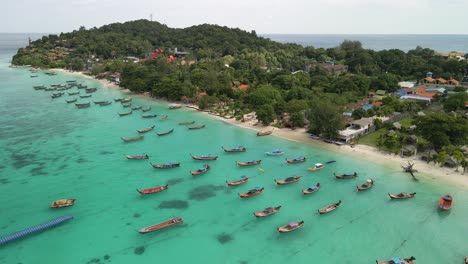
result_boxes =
[464,256,468,264]
[274,176,301,185]
[66,98,77,103]
[438,194,453,211]
[226,176,248,186]
[168,104,182,109]
[136,184,169,195]
[356,179,374,191]
[334,172,358,179]
[318,200,342,214]
[266,149,284,156]
[188,124,205,130]
[118,111,133,116]
[388,192,416,199]
[239,187,264,198]
[121,98,132,103]
[325,160,336,164]
[137,217,183,234]
[308,163,324,171]
[254,206,281,218]
[50,199,76,208]
[141,114,157,118]
[277,221,304,233]
[376,256,415,264]
[302,183,320,195]
[285,156,306,163]
[179,121,195,125]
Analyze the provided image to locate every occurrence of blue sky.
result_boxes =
[2,0,467,34]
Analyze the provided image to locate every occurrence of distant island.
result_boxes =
[12,20,468,172]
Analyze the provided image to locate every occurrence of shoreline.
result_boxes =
[55,68,468,188]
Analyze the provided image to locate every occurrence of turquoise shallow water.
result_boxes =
[1,55,468,264]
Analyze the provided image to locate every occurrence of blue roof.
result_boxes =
[361,104,373,111]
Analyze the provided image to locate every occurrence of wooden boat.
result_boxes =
[356,179,374,191]
[141,106,152,112]
[75,102,90,108]
[160,115,168,120]
[190,154,218,161]
[277,221,304,233]
[45,87,57,91]
[66,98,77,103]
[318,200,342,214]
[226,176,248,186]
[151,162,180,169]
[121,135,144,142]
[168,104,182,109]
[114,98,123,102]
[191,164,210,176]
[465,256,468,264]
[239,187,264,198]
[236,160,262,167]
[254,206,282,218]
[286,156,306,163]
[274,176,301,185]
[131,106,142,110]
[122,103,132,108]
[33,85,46,90]
[256,130,272,136]
[94,100,108,105]
[137,125,155,133]
[141,114,158,118]
[68,91,80,95]
[308,163,324,171]
[99,101,112,106]
[121,98,132,103]
[334,172,358,179]
[179,121,195,125]
[51,92,64,98]
[188,124,205,130]
[125,154,149,160]
[30,75,38,78]
[266,149,284,156]
[438,194,453,211]
[326,160,337,164]
[137,217,183,234]
[302,183,321,195]
[77,84,88,89]
[222,146,246,153]
[376,256,415,264]
[85,88,97,93]
[118,111,133,116]
[80,94,92,98]
[50,199,76,208]
[136,184,168,195]
[157,129,174,136]
[388,192,416,199]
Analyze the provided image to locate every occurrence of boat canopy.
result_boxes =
[288,222,298,227]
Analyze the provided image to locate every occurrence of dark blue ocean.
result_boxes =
[262,34,468,53]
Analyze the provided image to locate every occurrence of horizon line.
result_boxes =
[1,32,468,36]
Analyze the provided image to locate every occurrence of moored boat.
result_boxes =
[464,256,467,264]
[302,183,321,195]
[150,162,180,169]
[137,125,155,133]
[236,160,262,166]
[318,200,342,214]
[137,217,183,234]
[286,156,306,163]
[121,98,132,103]
[168,104,182,109]
[122,103,132,108]
[141,114,157,118]
[50,199,76,208]
[376,256,415,264]
[51,92,64,98]
[190,154,218,161]
[118,111,133,116]
[131,106,142,110]
[326,160,337,164]
[141,106,151,112]
[157,128,174,136]
[94,100,108,105]
[160,115,168,120]
[438,194,453,211]
[388,192,416,199]
[277,221,304,233]
[80,94,92,98]
[99,101,112,106]
[178,121,195,125]
[121,135,144,142]
[85,87,97,93]
[226,175,248,186]
[136,184,169,195]
[308,163,324,171]
[66,98,77,103]
[266,149,284,156]
[188,124,205,130]
[239,187,264,198]
[68,91,80,95]
[191,164,210,176]
[75,102,90,108]
[274,176,301,185]
[334,172,358,179]
[356,179,374,191]
[222,146,247,152]
[114,98,123,102]
[33,85,46,90]
[125,154,149,160]
[256,130,272,136]
[254,206,282,218]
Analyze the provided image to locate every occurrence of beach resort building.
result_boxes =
[338,117,375,143]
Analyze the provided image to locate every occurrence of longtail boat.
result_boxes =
[66,98,77,103]
[150,162,180,169]
[266,149,284,156]
[68,91,80,95]
[33,85,46,90]
[122,103,132,108]
[80,94,92,98]
[51,92,64,98]
[85,88,97,93]
[75,102,90,108]
[274,176,301,185]
[141,114,157,118]
[137,217,183,234]
[256,130,272,136]
[188,124,205,130]
[376,256,415,264]
[136,184,168,195]
[302,183,321,195]
[137,125,155,133]
[131,106,142,110]
[99,101,112,106]
[160,115,168,120]
[191,164,210,176]
[308,163,324,171]
[157,129,174,136]
[178,121,195,125]
[334,172,358,179]
[464,256,467,264]
[121,98,132,103]
[121,135,144,142]
[438,194,453,211]
[45,87,57,91]
[222,146,247,153]
[226,176,248,186]
[168,104,182,109]
[356,179,374,191]
[50,199,76,208]
[286,156,306,163]
[254,206,282,218]
[114,98,123,102]
[190,154,218,161]
[94,100,108,105]
[125,154,149,160]
[277,221,304,233]
[239,187,264,198]
[388,192,416,199]
[318,200,342,214]
[118,111,133,116]
[236,160,262,166]
[141,106,152,112]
